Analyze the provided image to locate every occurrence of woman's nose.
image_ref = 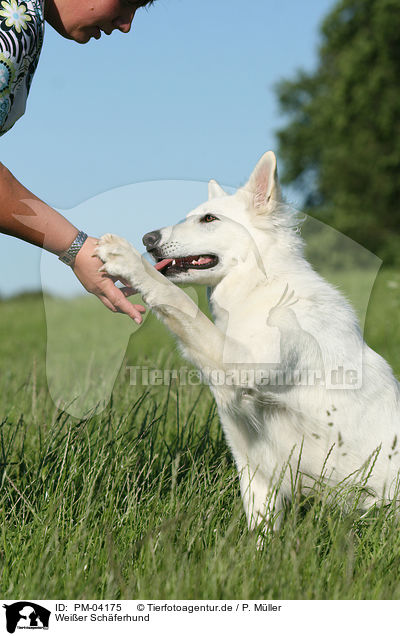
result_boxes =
[114,8,136,33]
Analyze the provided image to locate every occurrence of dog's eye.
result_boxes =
[201,214,219,223]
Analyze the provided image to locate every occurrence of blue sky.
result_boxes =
[0,0,337,296]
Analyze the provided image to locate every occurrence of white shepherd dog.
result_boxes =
[96,151,400,532]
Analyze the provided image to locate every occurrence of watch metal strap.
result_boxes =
[58,231,88,266]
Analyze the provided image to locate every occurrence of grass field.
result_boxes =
[1,265,400,599]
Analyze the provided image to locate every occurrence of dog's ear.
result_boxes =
[208,179,226,200]
[242,151,281,212]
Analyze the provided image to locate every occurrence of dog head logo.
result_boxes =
[2,602,50,633]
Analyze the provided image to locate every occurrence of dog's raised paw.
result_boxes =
[95,234,140,279]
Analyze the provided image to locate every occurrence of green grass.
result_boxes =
[1,266,400,599]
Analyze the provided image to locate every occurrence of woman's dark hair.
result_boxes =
[136,0,157,7]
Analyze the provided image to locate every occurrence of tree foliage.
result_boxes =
[276,0,400,261]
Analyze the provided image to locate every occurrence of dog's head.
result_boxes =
[143,151,289,285]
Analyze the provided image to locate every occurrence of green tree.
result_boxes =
[276,0,400,262]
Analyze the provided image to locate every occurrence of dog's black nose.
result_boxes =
[142,230,161,250]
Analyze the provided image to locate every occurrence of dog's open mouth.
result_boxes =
[154,255,218,275]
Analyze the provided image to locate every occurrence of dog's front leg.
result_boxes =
[238,462,284,540]
[241,469,283,549]
[96,234,228,372]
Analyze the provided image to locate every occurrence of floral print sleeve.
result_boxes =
[0,0,44,135]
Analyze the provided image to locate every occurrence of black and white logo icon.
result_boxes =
[2,602,51,633]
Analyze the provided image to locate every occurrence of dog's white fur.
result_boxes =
[96,151,400,531]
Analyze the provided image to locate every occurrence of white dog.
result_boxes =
[96,151,400,532]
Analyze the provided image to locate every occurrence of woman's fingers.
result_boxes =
[101,280,145,323]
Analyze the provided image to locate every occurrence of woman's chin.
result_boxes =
[69,28,97,44]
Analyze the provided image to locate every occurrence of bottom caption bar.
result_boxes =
[0,600,398,634]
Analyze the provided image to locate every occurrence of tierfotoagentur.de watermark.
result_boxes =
[34,178,381,416]
[126,365,360,389]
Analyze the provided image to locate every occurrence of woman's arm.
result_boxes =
[0,162,145,322]
[0,162,79,252]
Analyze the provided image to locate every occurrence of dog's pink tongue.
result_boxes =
[155,258,173,271]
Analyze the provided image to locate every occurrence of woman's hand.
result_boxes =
[73,236,146,323]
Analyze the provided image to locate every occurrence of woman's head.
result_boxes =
[45,0,156,44]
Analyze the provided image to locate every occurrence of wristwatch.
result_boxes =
[58,230,88,267]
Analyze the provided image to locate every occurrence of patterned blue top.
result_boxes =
[0,0,44,135]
